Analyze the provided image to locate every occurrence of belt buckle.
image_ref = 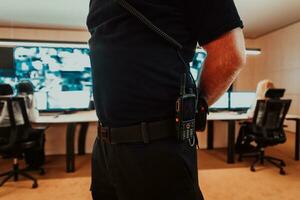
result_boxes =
[141,122,149,144]
[98,125,111,143]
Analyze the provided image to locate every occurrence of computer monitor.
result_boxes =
[210,92,229,110]
[10,45,92,112]
[47,90,91,110]
[230,92,256,110]
[0,47,15,77]
[190,48,207,82]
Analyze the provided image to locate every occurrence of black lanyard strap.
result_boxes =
[114,0,197,95]
[114,0,183,50]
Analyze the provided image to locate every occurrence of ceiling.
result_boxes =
[235,0,300,38]
[0,0,300,38]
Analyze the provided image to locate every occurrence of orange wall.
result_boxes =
[0,27,89,42]
[235,38,257,91]
[250,22,300,131]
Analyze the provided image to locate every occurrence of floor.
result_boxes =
[0,132,299,200]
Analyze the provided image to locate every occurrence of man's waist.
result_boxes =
[96,106,176,128]
[98,119,176,144]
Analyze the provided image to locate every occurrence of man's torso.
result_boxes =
[87,0,199,127]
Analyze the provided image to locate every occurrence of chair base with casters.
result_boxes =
[0,137,45,189]
[238,147,286,175]
[0,158,44,188]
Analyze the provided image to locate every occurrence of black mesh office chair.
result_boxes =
[0,96,45,188]
[238,99,291,175]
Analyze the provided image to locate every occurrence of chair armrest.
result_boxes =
[0,137,8,145]
[22,127,46,140]
[32,126,48,131]
[239,120,252,125]
[20,140,36,149]
[33,126,49,131]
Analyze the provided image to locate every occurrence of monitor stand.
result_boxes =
[63,110,78,114]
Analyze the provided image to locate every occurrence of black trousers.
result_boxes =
[91,136,204,200]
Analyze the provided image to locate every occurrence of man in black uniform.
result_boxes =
[87,0,245,199]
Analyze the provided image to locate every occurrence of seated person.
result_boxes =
[16,81,45,169]
[235,79,275,153]
[246,79,275,117]
[0,83,24,128]
[16,80,39,122]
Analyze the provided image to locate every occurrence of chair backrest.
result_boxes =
[253,99,291,130]
[0,97,31,128]
[0,97,32,150]
[265,88,285,99]
[0,101,5,117]
[0,97,18,149]
[15,97,31,128]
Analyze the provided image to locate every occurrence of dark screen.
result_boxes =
[0,47,14,69]
[183,96,196,121]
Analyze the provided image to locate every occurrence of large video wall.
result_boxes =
[0,45,92,111]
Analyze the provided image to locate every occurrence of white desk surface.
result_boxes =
[34,110,250,124]
[33,111,98,124]
[286,114,300,120]
[33,111,300,125]
[208,112,249,121]
[207,113,300,121]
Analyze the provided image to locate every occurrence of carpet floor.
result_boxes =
[0,132,299,200]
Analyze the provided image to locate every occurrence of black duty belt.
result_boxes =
[97,119,176,144]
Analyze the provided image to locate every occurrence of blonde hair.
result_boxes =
[256,79,275,99]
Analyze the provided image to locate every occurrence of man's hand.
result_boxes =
[199,28,246,106]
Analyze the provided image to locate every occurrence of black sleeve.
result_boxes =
[184,0,243,46]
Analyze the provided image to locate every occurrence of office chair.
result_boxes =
[238,99,291,175]
[265,88,285,99]
[0,96,45,188]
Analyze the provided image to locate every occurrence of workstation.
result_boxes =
[0,0,300,200]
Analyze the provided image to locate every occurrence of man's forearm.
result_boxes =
[199,28,246,105]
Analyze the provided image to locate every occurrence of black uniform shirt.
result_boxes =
[87,0,243,127]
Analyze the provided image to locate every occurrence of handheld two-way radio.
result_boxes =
[114,0,208,144]
[175,73,197,144]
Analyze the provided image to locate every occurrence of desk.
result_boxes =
[34,111,98,173]
[34,111,300,172]
[285,114,300,161]
[206,112,248,164]
[206,112,300,164]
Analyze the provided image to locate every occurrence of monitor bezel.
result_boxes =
[229,91,256,111]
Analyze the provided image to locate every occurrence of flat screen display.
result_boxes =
[0,44,92,111]
[190,48,207,82]
[15,46,92,111]
[210,92,229,110]
[230,92,256,109]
